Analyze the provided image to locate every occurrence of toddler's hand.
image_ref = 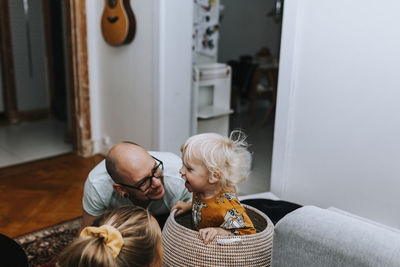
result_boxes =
[171,201,191,216]
[199,227,234,244]
[199,227,219,244]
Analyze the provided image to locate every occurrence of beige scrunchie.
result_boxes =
[80,225,124,259]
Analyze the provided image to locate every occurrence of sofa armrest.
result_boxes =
[271,206,400,267]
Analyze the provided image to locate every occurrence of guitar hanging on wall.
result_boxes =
[101,0,136,46]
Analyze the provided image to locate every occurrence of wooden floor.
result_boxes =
[0,153,104,238]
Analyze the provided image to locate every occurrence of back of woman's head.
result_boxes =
[181,129,252,193]
[57,206,161,267]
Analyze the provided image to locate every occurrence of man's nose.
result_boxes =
[151,176,161,187]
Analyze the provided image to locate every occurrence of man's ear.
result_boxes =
[113,183,125,197]
[208,172,221,184]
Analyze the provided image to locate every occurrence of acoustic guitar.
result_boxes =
[101,0,136,46]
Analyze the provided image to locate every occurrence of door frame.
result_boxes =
[0,0,92,156]
[0,0,18,124]
[64,0,92,156]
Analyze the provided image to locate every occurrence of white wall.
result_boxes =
[87,0,192,155]
[218,0,282,62]
[157,0,193,154]
[271,0,400,228]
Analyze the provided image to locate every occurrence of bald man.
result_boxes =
[81,142,191,229]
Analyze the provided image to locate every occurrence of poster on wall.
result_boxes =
[193,0,219,58]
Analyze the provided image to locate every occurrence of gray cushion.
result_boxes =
[271,206,400,267]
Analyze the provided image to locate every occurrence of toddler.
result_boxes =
[172,130,256,244]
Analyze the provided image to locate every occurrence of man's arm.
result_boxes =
[81,164,107,232]
[79,210,102,234]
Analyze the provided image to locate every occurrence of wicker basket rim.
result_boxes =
[168,204,273,239]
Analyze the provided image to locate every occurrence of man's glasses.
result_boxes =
[118,156,164,192]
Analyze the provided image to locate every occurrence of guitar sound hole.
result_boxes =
[107,17,119,24]
[108,0,118,9]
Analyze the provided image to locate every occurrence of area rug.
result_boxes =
[13,217,82,267]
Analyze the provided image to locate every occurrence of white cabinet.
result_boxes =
[190,1,231,137]
[192,63,233,136]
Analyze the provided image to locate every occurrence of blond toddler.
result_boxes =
[172,130,256,244]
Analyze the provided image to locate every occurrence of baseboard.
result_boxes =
[18,108,51,122]
[239,192,280,201]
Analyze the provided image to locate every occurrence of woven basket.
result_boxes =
[162,204,274,267]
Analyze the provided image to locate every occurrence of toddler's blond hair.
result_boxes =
[181,130,251,193]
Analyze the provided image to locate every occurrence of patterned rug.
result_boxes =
[14,217,82,267]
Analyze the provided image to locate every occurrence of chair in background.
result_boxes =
[249,58,279,126]
[227,56,257,113]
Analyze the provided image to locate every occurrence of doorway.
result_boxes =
[218,0,284,195]
[0,0,92,168]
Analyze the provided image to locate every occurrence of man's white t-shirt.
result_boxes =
[83,151,191,216]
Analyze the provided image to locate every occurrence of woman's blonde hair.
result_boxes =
[57,206,161,267]
[181,129,251,193]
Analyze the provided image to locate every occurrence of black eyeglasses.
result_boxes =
[118,156,164,192]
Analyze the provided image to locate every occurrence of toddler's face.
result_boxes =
[179,158,210,193]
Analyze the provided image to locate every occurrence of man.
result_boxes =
[81,142,191,228]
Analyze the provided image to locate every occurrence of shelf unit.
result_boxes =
[192,63,233,136]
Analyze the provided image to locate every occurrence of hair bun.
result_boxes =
[80,225,124,259]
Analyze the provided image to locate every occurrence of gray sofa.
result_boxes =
[271,205,400,267]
